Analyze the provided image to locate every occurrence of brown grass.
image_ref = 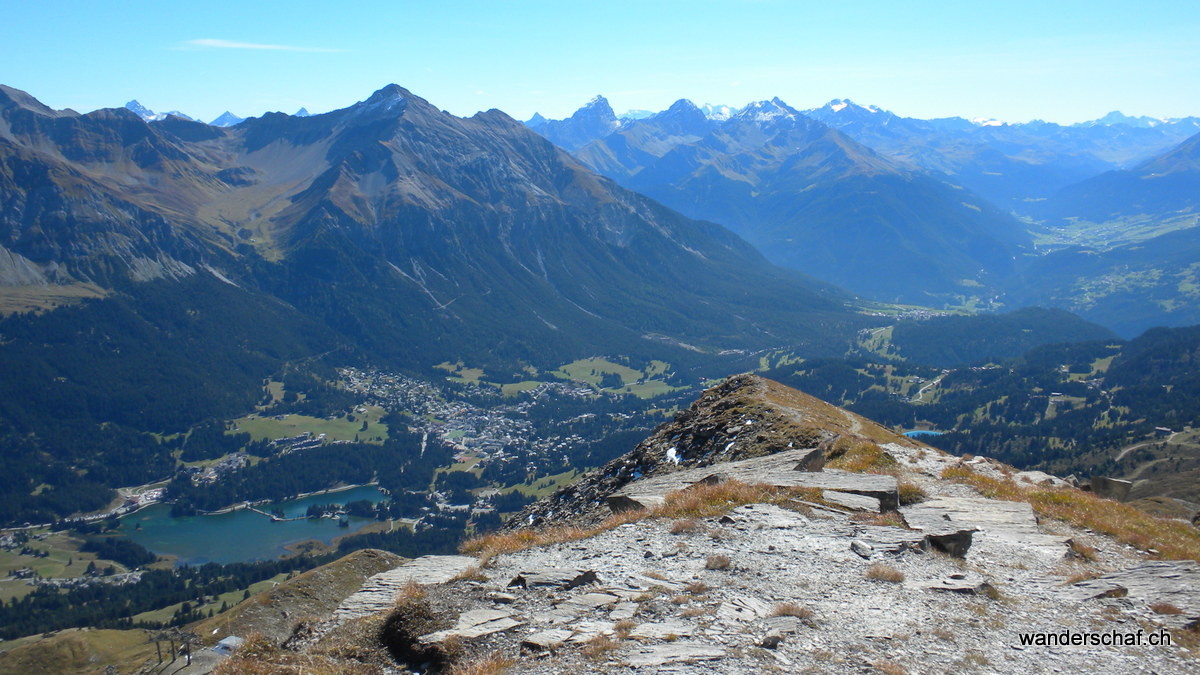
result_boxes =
[1063,570,1102,585]
[827,439,898,473]
[449,651,515,675]
[897,480,928,505]
[940,465,1200,562]
[461,480,822,559]
[705,554,732,570]
[614,619,638,638]
[1066,538,1099,562]
[872,659,909,675]
[449,565,489,583]
[685,581,712,595]
[398,580,426,602]
[770,602,814,619]
[1150,602,1184,615]
[865,563,905,583]
[670,518,705,534]
[582,635,620,660]
[851,511,909,528]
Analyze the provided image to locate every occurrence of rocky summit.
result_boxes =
[187,376,1200,673]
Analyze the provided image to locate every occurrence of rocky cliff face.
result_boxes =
[209,375,1200,674]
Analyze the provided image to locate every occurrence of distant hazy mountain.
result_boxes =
[547,96,1029,304]
[805,99,1200,214]
[1038,130,1200,224]
[209,111,244,127]
[294,107,312,117]
[523,95,620,151]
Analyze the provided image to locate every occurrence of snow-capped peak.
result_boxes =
[699,103,736,121]
[736,97,798,121]
[970,116,1005,127]
[124,100,194,122]
[210,111,244,127]
[125,100,155,121]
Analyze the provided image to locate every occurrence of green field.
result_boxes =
[129,572,290,625]
[501,469,581,499]
[230,405,390,443]
[0,530,130,602]
[551,357,643,386]
[501,380,543,396]
[611,380,685,399]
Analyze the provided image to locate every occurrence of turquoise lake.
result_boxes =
[118,485,387,565]
[903,430,945,437]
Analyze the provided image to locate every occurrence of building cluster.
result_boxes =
[338,368,589,470]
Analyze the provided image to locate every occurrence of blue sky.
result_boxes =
[5,1,1198,125]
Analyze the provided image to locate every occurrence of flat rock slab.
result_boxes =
[419,609,524,644]
[823,489,881,512]
[1060,561,1200,615]
[716,595,774,623]
[565,592,620,609]
[521,629,574,651]
[609,449,899,512]
[610,601,639,621]
[334,555,476,622]
[629,619,695,639]
[903,496,1067,556]
[625,643,726,667]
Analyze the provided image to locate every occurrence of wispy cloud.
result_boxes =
[181,38,344,53]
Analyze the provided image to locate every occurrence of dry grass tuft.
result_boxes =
[1063,570,1102,585]
[398,580,427,602]
[897,480,928,505]
[685,581,712,595]
[614,619,638,638]
[670,518,705,534]
[705,554,732,570]
[872,659,909,675]
[851,511,909,529]
[940,464,1200,562]
[1150,602,1184,615]
[770,602,814,619]
[681,606,712,618]
[1066,538,1099,562]
[865,563,905,583]
[827,439,898,474]
[450,565,489,583]
[449,651,515,675]
[582,635,620,661]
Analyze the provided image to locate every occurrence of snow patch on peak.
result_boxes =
[971,117,1005,127]
[700,103,736,121]
[830,101,849,113]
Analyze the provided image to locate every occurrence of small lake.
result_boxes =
[903,430,945,438]
[119,485,387,565]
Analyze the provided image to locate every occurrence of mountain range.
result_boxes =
[536,95,1030,305]
[528,95,1200,334]
[0,82,879,395]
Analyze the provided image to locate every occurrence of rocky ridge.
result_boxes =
[216,375,1200,674]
